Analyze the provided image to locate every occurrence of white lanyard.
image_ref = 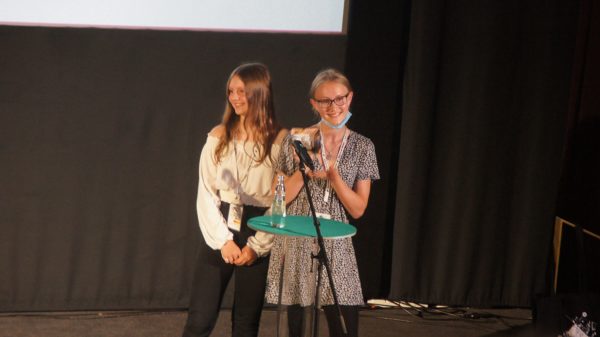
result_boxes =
[232,138,253,203]
[319,128,349,203]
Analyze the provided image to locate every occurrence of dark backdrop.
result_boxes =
[0,0,589,311]
[344,0,411,301]
[0,26,345,311]
[555,0,600,294]
[388,0,580,307]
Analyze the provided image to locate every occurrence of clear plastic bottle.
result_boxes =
[271,175,286,228]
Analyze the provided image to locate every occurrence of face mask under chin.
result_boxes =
[320,111,352,129]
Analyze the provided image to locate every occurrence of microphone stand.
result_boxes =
[296,159,347,337]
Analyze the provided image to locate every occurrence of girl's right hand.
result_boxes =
[221,240,241,264]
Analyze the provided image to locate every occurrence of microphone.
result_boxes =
[292,139,315,171]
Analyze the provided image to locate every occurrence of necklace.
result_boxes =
[319,128,350,203]
[324,142,340,161]
[232,137,254,200]
[321,129,345,161]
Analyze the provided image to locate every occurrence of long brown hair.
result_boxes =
[214,63,281,164]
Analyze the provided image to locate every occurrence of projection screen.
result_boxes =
[0,0,349,33]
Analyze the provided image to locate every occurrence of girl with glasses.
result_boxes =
[266,68,380,337]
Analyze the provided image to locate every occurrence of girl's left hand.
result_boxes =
[234,246,257,266]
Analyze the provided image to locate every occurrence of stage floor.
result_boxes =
[0,306,534,337]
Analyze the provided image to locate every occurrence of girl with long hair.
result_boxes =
[182,63,286,337]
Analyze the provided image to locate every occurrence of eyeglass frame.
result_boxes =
[312,92,350,108]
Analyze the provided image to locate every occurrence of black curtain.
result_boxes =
[0,26,345,311]
[389,0,580,307]
[0,0,588,311]
[555,0,600,294]
[344,0,411,300]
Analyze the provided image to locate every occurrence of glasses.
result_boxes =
[313,92,349,108]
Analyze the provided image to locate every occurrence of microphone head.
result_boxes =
[292,139,315,171]
[291,133,312,150]
[290,127,320,151]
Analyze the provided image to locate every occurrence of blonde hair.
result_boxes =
[309,68,353,99]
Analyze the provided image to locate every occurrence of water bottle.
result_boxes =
[271,175,286,228]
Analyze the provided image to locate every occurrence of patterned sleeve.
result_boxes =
[275,134,299,176]
[357,137,380,181]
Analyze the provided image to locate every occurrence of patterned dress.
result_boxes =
[265,130,380,306]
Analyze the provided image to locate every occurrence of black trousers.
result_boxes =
[182,203,269,337]
[287,304,359,337]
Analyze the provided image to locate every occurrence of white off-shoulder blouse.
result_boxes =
[196,134,282,257]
